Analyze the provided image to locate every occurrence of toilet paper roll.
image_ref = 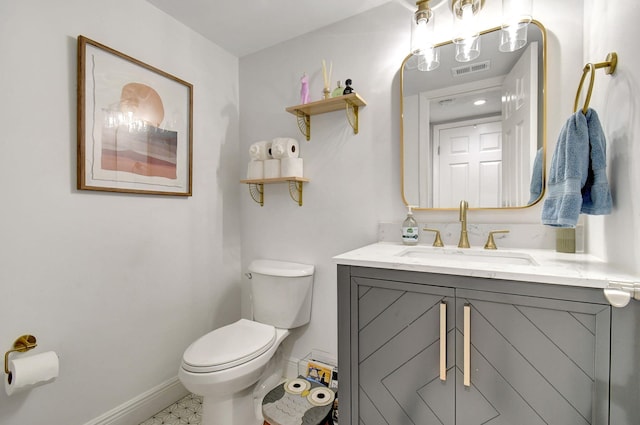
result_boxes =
[246,160,264,180]
[271,138,300,159]
[264,159,281,179]
[307,387,335,406]
[5,351,59,396]
[280,157,303,178]
[249,141,273,161]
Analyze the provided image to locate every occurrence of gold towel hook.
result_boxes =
[574,52,618,114]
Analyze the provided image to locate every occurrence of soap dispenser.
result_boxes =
[402,205,419,245]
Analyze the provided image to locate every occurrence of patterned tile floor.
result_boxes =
[138,391,335,425]
[139,393,203,425]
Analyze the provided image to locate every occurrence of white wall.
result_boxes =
[3,0,634,422]
[0,1,240,424]
[239,2,417,365]
[239,0,586,366]
[582,10,640,421]
[583,0,640,275]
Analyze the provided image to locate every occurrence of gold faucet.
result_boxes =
[458,200,470,248]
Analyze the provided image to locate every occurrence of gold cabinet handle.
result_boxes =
[464,303,471,387]
[440,301,447,381]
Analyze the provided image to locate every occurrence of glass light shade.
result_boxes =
[499,23,528,52]
[452,0,481,45]
[500,0,532,52]
[455,35,480,62]
[452,0,481,62]
[417,47,440,71]
[410,6,435,55]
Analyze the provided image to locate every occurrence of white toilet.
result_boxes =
[178,259,315,425]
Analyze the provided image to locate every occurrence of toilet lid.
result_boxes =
[182,319,276,373]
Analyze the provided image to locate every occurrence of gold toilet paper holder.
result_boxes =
[4,335,37,374]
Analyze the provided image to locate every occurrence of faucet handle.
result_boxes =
[423,228,444,247]
[484,230,510,250]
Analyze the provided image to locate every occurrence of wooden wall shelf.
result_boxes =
[285,93,367,140]
[240,177,309,206]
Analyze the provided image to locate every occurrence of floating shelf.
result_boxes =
[240,177,309,207]
[285,93,367,141]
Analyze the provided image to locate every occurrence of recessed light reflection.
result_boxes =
[473,99,487,106]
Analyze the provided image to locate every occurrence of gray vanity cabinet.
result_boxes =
[356,278,456,424]
[337,266,612,425]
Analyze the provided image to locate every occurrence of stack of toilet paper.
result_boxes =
[247,137,303,179]
[247,140,271,179]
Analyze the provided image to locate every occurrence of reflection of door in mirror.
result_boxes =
[413,81,504,208]
[502,42,538,207]
[433,118,502,208]
[401,22,546,210]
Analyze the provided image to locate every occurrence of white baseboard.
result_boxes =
[83,377,189,425]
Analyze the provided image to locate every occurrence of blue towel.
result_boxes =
[541,108,612,227]
[528,147,544,204]
[581,108,612,215]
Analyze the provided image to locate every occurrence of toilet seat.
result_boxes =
[182,319,276,373]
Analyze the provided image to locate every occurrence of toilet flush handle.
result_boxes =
[245,272,254,320]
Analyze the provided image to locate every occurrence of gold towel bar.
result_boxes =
[574,52,618,114]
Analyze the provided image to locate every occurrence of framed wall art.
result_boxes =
[77,35,193,196]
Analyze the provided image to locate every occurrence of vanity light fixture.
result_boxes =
[410,0,532,70]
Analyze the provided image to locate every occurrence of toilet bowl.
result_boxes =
[178,259,314,425]
[179,319,290,424]
[179,319,289,396]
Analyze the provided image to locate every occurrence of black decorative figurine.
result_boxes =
[342,78,354,95]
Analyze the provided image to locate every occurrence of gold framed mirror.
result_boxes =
[401,20,546,210]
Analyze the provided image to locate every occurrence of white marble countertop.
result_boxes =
[333,242,637,289]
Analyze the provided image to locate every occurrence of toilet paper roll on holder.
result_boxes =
[4,335,37,374]
[604,282,640,308]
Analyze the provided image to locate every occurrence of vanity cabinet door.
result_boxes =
[353,277,456,425]
[455,289,611,425]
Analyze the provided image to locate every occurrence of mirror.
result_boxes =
[401,21,546,210]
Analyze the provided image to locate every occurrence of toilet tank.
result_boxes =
[248,259,314,329]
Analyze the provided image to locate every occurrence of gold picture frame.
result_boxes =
[77,35,193,196]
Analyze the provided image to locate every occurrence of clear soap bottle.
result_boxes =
[402,205,419,245]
